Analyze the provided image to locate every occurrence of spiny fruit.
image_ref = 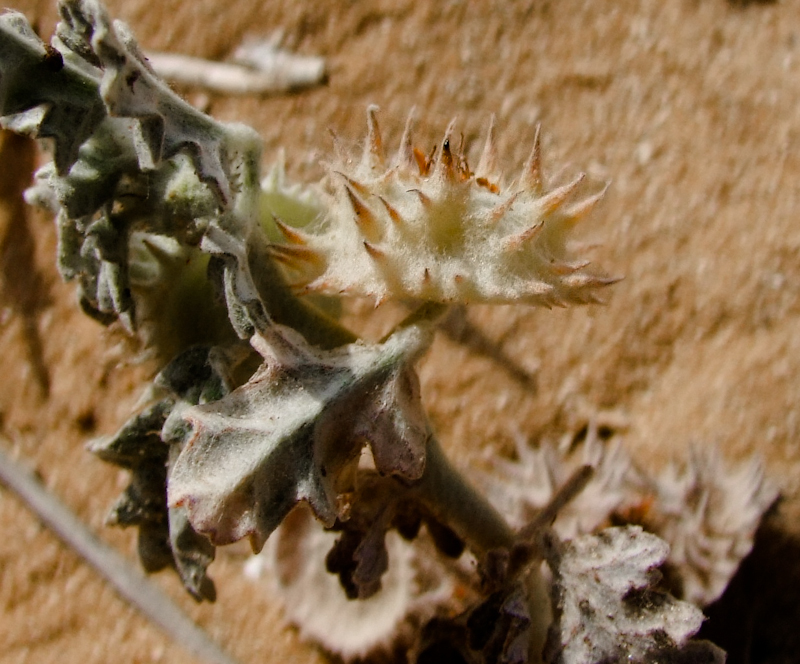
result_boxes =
[268,106,618,307]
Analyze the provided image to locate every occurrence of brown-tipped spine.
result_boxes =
[524,280,558,308]
[539,173,585,216]
[268,243,323,267]
[488,191,520,225]
[273,216,310,245]
[563,183,609,224]
[435,118,458,181]
[327,128,345,162]
[521,124,544,194]
[363,240,386,261]
[504,221,545,251]
[334,171,371,198]
[344,184,381,240]
[299,276,337,295]
[418,144,438,176]
[548,259,591,276]
[363,104,385,170]
[140,236,179,267]
[396,107,416,170]
[409,188,433,208]
[378,196,405,226]
[562,272,621,293]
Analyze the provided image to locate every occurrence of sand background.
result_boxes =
[1,0,799,662]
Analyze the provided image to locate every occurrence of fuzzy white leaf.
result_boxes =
[0,10,107,173]
[56,0,263,204]
[544,526,723,664]
[168,324,432,551]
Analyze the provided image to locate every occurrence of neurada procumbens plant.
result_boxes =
[0,1,774,661]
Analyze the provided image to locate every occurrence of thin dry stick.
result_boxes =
[0,442,242,664]
[147,43,326,96]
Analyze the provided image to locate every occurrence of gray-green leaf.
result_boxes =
[168,323,433,552]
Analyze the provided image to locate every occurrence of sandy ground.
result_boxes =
[2,0,800,662]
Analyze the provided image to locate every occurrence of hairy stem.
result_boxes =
[412,435,515,553]
[246,233,357,348]
[410,436,553,663]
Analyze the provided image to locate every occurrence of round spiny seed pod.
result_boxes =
[269,106,618,307]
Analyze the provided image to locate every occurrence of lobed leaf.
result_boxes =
[88,346,239,601]
[543,526,725,664]
[167,323,433,552]
[1,0,266,340]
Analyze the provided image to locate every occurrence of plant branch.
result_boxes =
[411,435,516,554]
[380,301,450,342]
[245,232,357,348]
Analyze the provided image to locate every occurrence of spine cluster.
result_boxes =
[271,106,617,307]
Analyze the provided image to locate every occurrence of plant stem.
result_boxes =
[411,435,515,554]
[246,224,357,349]
[380,301,450,342]
[409,436,554,663]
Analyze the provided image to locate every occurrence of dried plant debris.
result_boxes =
[323,471,464,600]
[647,448,777,606]
[147,33,327,95]
[413,470,603,664]
[246,504,456,661]
[271,106,618,307]
[414,581,533,664]
[256,463,588,663]
[479,422,645,539]
[401,472,727,664]
[480,423,777,608]
[167,322,433,551]
[240,418,765,663]
[542,526,725,664]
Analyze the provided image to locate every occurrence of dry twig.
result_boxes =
[0,441,242,664]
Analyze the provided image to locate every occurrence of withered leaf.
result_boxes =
[414,582,530,664]
[324,471,464,600]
